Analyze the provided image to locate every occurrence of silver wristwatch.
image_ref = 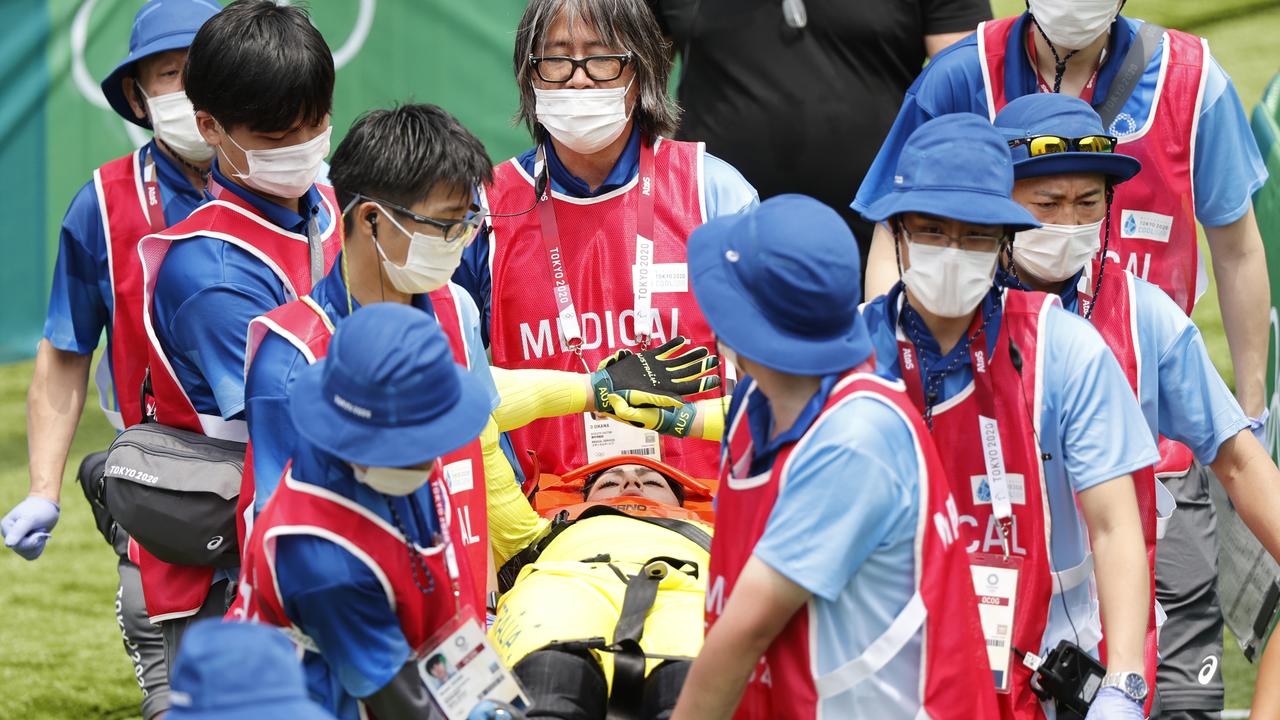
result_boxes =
[1100,672,1148,703]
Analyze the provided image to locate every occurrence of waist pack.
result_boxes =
[101,423,245,569]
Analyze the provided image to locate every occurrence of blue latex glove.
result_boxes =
[1084,687,1143,720]
[1249,408,1270,446]
[467,700,524,720]
[1,496,60,560]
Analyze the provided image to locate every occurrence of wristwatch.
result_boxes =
[1100,672,1148,703]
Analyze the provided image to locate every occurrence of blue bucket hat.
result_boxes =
[100,0,221,129]
[689,194,872,375]
[863,113,1040,231]
[289,303,490,468]
[168,620,334,720]
[995,93,1142,183]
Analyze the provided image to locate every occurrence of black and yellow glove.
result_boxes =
[602,392,730,441]
[590,336,720,414]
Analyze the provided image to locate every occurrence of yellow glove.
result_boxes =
[602,392,730,442]
[591,336,721,414]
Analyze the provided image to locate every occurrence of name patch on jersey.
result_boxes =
[1120,210,1174,243]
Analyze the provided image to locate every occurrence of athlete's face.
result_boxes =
[124,49,189,124]
[585,464,679,505]
[1012,174,1108,226]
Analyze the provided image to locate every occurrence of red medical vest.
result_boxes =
[979,17,1208,314]
[708,366,998,719]
[232,463,475,720]
[236,284,490,614]
[897,290,1081,720]
[483,137,716,480]
[1078,260,1165,712]
[133,182,341,623]
[95,148,171,430]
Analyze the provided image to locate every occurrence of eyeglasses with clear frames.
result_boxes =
[900,226,1003,253]
[529,52,633,83]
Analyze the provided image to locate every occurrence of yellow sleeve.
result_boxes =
[480,418,550,565]
[696,395,731,442]
[490,367,590,433]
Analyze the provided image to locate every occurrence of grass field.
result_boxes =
[2,2,1278,718]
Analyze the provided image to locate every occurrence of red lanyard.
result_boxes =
[1026,27,1100,102]
[142,150,166,234]
[535,140,657,368]
[427,461,463,604]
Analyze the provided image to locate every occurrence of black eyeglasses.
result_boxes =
[1008,134,1118,157]
[529,52,633,83]
[346,193,486,245]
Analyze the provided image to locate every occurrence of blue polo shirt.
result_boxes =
[44,141,210,417]
[274,439,443,718]
[454,126,759,346]
[861,285,1160,661]
[999,267,1249,462]
[853,14,1267,229]
[151,161,332,421]
[726,372,933,717]
[244,262,500,509]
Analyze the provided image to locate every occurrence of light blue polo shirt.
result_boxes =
[853,14,1267,229]
[726,371,932,717]
[861,286,1160,663]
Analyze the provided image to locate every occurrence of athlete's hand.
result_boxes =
[1083,687,1143,720]
[1,496,60,560]
[603,390,699,438]
[467,700,525,719]
[591,336,720,414]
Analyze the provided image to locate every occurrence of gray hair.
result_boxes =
[513,0,679,142]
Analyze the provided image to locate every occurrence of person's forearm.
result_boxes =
[1079,475,1149,672]
[1253,628,1280,717]
[26,341,92,502]
[924,31,973,58]
[1206,208,1269,417]
[671,620,762,720]
[864,223,900,300]
[489,367,592,433]
[1212,431,1280,564]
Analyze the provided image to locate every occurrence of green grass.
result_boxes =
[4,2,1279,717]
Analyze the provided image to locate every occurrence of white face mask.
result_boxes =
[901,241,999,318]
[140,88,213,163]
[1013,220,1102,283]
[353,464,431,496]
[219,125,331,199]
[374,207,468,295]
[1029,0,1120,50]
[534,79,634,154]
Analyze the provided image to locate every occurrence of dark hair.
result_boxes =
[513,0,678,142]
[329,104,494,233]
[183,0,334,133]
[582,465,686,505]
[425,654,448,673]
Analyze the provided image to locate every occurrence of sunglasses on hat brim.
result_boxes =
[1008,134,1118,157]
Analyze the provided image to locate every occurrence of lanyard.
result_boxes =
[427,461,463,605]
[1026,26,1101,102]
[896,309,1016,558]
[142,149,166,234]
[535,141,657,368]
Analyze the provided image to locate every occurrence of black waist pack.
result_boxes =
[101,423,246,569]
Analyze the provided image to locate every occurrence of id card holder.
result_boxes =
[583,412,662,463]
[970,553,1023,693]
[418,610,530,719]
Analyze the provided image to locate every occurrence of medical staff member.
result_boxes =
[859,114,1154,720]
[672,195,997,720]
[0,1,218,716]
[236,103,719,614]
[456,0,757,483]
[853,0,1271,441]
[138,0,339,664]
[995,92,1280,717]
[237,304,493,719]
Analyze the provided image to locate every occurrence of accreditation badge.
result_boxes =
[970,553,1022,693]
[583,412,662,463]
[418,611,530,719]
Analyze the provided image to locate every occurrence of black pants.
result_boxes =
[514,649,690,720]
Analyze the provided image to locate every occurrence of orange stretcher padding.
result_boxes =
[524,453,718,523]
